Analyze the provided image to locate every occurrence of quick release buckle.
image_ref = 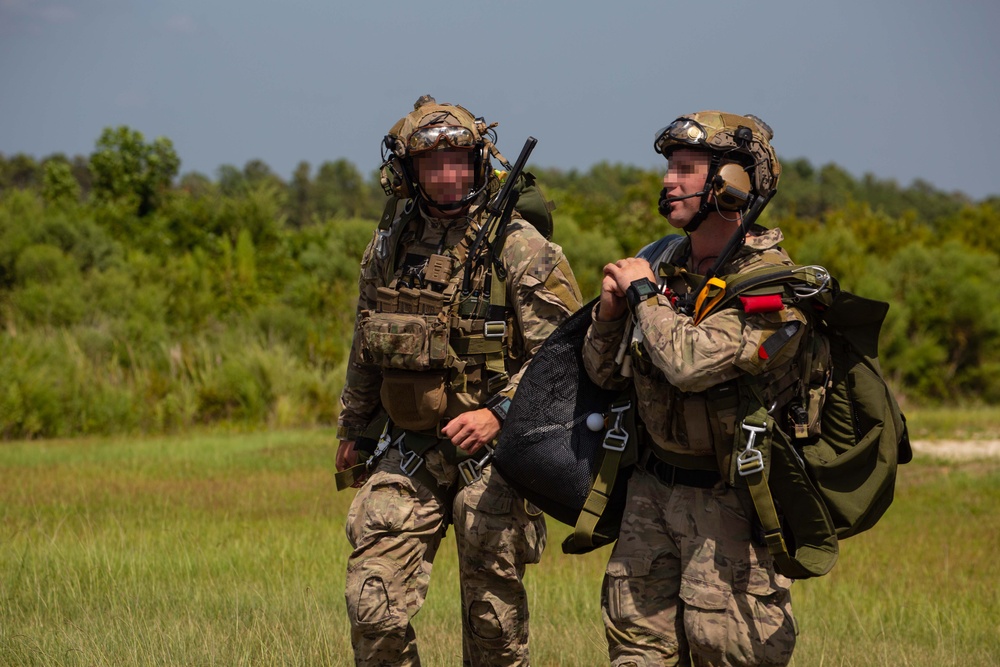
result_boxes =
[458,444,494,485]
[483,321,506,339]
[399,447,424,477]
[737,421,767,476]
[602,402,632,452]
[367,424,402,472]
[375,229,392,261]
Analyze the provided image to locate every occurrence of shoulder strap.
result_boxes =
[693,264,836,324]
[376,196,420,286]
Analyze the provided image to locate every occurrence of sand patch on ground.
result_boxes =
[909,440,1000,461]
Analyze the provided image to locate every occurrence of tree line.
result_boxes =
[1,126,998,439]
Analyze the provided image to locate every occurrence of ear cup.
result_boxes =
[712,162,752,211]
[380,157,413,198]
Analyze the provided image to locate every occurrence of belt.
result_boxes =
[644,457,721,489]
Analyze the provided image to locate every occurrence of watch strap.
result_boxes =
[625,278,660,310]
[484,394,512,423]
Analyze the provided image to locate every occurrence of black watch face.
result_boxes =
[628,279,657,307]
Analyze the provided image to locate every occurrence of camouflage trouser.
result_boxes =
[344,446,546,667]
[603,470,797,667]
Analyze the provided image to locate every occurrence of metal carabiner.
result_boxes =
[603,402,632,452]
[790,265,831,299]
[737,421,767,476]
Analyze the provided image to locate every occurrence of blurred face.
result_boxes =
[662,148,711,228]
[413,149,475,207]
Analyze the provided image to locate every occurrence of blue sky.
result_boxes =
[2,1,998,199]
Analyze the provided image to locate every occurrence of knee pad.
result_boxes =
[468,599,505,642]
[345,558,401,628]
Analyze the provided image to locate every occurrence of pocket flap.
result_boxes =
[679,577,729,611]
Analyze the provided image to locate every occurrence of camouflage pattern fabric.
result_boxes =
[339,201,581,666]
[583,228,806,664]
[345,447,546,667]
[603,471,796,667]
[584,229,808,458]
[339,207,583,438]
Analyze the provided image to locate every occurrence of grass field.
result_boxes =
[1,428,998,666]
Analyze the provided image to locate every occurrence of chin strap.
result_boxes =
[657,154,724,233]
[683,154,723,233]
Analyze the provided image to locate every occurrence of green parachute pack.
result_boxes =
[704,263,912,578]
[495,257,912,578]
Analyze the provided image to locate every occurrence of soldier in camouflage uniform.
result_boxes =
[335,96,582,667]
[583,112,801,666]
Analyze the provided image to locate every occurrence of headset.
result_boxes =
[712,162,752,211]
[657,158,753,226]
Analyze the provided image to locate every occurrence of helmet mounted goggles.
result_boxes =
[380,95,500,209]
[654,118,709,154]
[407,124,477,154]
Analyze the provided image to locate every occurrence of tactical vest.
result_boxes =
[357,198,516,434]
[629,236,816,475]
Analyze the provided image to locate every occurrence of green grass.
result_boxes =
[1,430,997,666]
[903,405,1000,440]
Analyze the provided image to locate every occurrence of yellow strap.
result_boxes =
[693,276,728,325]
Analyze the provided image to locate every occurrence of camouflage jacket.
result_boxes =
[337,203,583,440]
[582,227,810,462]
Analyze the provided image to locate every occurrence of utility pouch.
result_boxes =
[806,383,827,437]
[397,287,421,314]
[359,313,450,370]
[457,294,491,319]
[418,289,446,315]
[804,334,832,437]
[424,254,452,287]
[380,369,448,432]
[376,287,399,314]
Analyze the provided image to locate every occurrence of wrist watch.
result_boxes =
[625,278,660,311]
[484,394,512,423]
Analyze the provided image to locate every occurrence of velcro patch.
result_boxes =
[758,321,802,360]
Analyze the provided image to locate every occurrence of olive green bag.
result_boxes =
[503,170,555,239]
[731,275,912,579]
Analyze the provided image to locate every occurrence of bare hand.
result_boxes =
[441,409,501,455]
[596,258,657,321]
[597,271,627,322]
[336,439,357,472]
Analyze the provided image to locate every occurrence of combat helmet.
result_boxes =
[654,111,781,231]
[380,95,497,211]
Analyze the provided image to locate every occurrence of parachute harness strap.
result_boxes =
[573,396,634,550]
[737,382,796,571]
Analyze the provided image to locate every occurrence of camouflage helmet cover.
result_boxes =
[380,95,495,200]
[385,95,487,158]
[654,110,781,197]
